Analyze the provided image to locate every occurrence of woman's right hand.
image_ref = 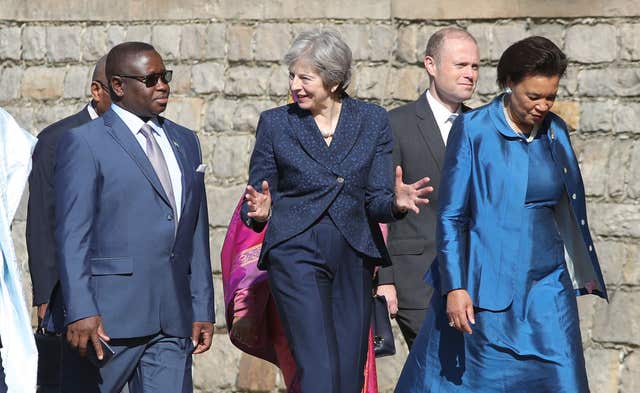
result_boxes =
[245,180,272,222]
[446,289,475,334]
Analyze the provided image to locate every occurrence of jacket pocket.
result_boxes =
[387,238,425,255]
[90,257,133,276]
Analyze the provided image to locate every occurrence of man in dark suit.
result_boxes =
[376,27,480,348]
[55,42,214,392]
[27,55,111,332]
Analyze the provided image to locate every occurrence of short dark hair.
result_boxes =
[105,42,157,82]
[496,36,568,89]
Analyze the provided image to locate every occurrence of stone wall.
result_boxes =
[1,1,639,392]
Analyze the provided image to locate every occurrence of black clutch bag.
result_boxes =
[34,326,63,386]
[371,295,396,357]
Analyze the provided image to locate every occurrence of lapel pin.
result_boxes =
[550,128,555,140]
[173,140,180,149]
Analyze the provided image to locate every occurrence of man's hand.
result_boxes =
[37,303,48,321]
[446,289,475,334]
[66,315,110,359]
[376,284,399,318]
[191,322,214,354]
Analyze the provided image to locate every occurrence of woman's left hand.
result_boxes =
[394,166,433,214]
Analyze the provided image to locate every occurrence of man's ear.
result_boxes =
[424,56,437,78]
[110,76,125,98]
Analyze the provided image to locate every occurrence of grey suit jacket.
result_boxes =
[378,92,468,309]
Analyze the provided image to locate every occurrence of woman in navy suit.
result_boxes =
[241,28,432,393]
[396,36,607,392]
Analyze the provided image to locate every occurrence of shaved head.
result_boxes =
[92,55,108,85]
[105,42,157,82]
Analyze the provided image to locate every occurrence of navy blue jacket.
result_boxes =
[242,97,400,269]
[55,108,214,339]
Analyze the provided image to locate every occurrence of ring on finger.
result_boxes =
[448,320,455,327]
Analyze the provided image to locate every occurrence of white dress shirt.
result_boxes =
[111,104,183,220]
[426,90,462,146]
[87,102,99,120]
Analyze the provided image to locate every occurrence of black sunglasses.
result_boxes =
[116,70,173,88]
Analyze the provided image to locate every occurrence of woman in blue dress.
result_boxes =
[396,36,607,392]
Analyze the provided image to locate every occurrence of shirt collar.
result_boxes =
[110,103,163,136]
[426,89,461,127]
[87,102,99,120]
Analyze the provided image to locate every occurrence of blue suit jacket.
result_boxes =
[55,108,214,339]
[436,95,607,311]
[241,97,400,269]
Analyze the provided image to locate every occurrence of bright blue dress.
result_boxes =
[395,129,590,393]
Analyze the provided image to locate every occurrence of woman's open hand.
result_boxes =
[394,166,433,214]
[245,180,272,222]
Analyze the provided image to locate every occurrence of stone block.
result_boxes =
[215,0,264,19]
[466,23,492,61]
[593,240,626,286]
[63,65,91,99]
[192,62,225,94]
[576,295,597,343]
[588,203,640,238]
[551,101,580,130]
[578,68,640,97]
[227,25,253,61]
[337,24,369,61]
[628,142,640,199]
[263,0,390,19]
[213,275,226,329]
[22,26,46,61]
[607,139,632,198]
[579,101,613,132]
[353,65,389,99]
[82,26,108,61]
[0,67,23,102]
[126,25,152,43]
[267,64,289,97]
[621,242,640,285]
[620,23,640,61]
[370,24,395,61]
[236,354,278,391]
[231,99,275,133]
[621,351,640,393]
[192,332,242,392]
[167,64,192,95]
[395,25,418,64]
[476,66,498,96]
[32,102,82,131]
[559,65,579,96]
[152,25,181,60]
[204,98,236,132]
[254,23,291,62]
[163,97,204,131]
[584,347,620,393]
[206,184,246,227]
[593,290,640,345]
[4,105,35,132]
[209,228,227,274]
[490,23,527,61]
[572,137,609,197]
[386,66,428,101]
[0,26,21,60]
[225,66,270,96]
[565,24,617,63]
[415,25,441,63]
[205,24,226,60]
[106,25,126,48]
[212,135,253,178]
[46,26,82,62]
[180,24,207,60]
[21,66,65,100]
[528,23,565,48]
[613,103,640,134]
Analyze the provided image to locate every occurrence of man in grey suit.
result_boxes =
[376,27,480,348]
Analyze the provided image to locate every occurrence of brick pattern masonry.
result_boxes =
[1,7,639,393]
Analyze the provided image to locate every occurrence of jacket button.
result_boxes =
[337,177,344,183]
[170,252,175,258]
[167,214,173,221]
[588,245,593,252]
[580,219,585,226]
[563,167,568,174]
[571,193,577,200]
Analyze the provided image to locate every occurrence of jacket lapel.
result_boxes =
[288,105,334,172]
[415,93,446,171]
[328,97,362,165]
[102,110,173,209]
[162,121,191,215]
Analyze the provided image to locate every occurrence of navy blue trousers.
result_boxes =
[267,215,374,393]
[62,333,193,393]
